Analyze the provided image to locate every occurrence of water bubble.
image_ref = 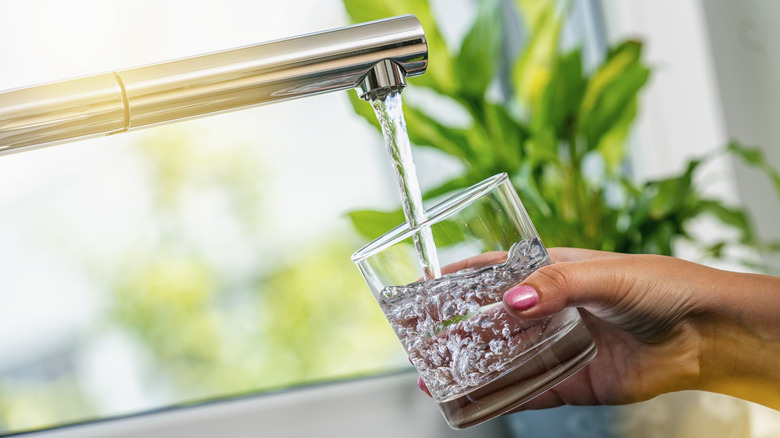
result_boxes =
[489,339,506,354]
[441,300,456,320]
[380,238,550,399]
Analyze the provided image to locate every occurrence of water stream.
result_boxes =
[370,92,442,280]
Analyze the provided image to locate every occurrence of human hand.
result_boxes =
[416,247,780,411]
[500,247,780,410]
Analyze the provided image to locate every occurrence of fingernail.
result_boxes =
[418,377,431,396]
[505,285,539,311]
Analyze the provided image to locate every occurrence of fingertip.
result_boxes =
[502,274,568,319]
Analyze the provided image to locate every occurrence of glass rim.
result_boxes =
[351,172,510,263]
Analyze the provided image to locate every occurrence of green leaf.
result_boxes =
[347,207,466,249]
[649,160,700,219]
[512,162,553,217]
[727,141,764,165]
[454,0,504,98]
[580,41,642,112]
[512,3,562,112]
[524,128,559,165]
[342,0,455,94]
[347,209,405,241]
[692,200,753,242]
[728,141,780,197]
[532,214,582,248]
[432,218,469,249]
[596,97,637,170]
[624,183,654,238]
[533,48,586,139]
[579,41,649,152]
[401,101,476,165]
[515,0,552,33]
[483,102,526,171]
[647,221,676,255]
[423,174,480,199]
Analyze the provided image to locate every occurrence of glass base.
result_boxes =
[436,317,597,429]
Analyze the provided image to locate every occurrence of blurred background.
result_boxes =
[1,0,780,437]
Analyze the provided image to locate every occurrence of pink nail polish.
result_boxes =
[418,377,431,396]
[505,285,538,311]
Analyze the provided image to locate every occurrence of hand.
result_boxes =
[415,247,780,411]
[500,247,780,411]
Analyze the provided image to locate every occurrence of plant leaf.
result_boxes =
[728,141,780,197]
[432,219,469,249]
[483,102,526,171]
[596,97,637,170]
[692,200,753,243]
[649,159,700,220]
[533,48,585,139]
[347,209,405,241]
[512,163,553,218]
[579,41,649,153]
[515,0,552,33]
[454,0,504,98]
[423,174,480,200]
[402,102,476,165]
[511,2,562,113]
[347,207,468,249]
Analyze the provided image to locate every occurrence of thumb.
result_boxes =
[502,255,626,320]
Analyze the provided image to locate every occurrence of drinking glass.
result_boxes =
[352,173,597,429]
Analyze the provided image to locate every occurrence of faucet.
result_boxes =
[0,15,427,155]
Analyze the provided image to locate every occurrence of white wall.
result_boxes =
[699,0,780,268]
[601,0,780,270]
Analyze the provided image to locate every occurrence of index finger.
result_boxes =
[547,247,623,264]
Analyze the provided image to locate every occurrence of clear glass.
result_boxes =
[352,173,597,429]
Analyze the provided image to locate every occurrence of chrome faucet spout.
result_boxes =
[0,15,427,155]
[357,59,407,101]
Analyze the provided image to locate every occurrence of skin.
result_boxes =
[418,247,780,412]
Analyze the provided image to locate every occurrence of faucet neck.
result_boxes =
[0,15,427,155]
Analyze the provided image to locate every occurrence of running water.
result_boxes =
[371,92,441,279]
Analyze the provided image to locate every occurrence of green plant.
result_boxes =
[343,0,780,265]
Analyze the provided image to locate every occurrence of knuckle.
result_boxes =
[534,264,572,294]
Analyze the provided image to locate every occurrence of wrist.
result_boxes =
[697,317,780,409]
[694,270,780,409]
